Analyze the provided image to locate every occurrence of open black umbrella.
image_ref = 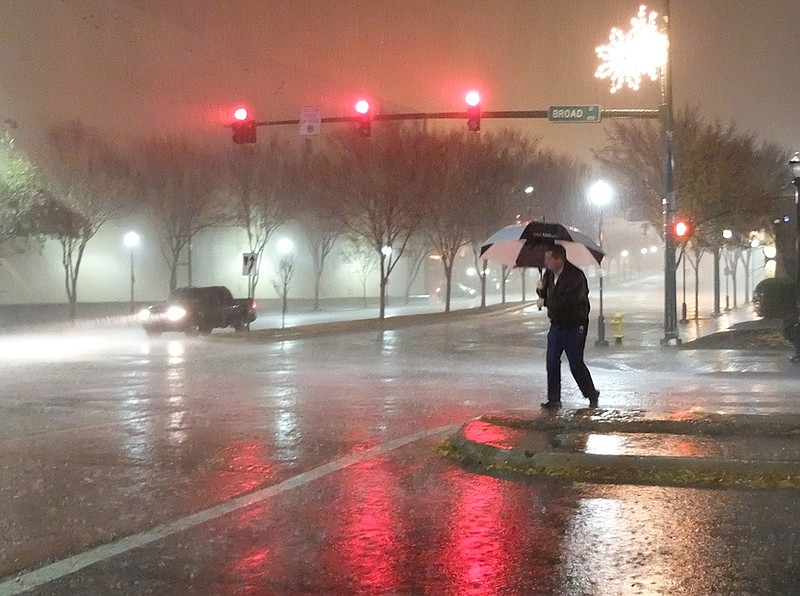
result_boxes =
[480,221,604,268]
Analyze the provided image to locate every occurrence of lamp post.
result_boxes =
[589,180,613,346]
[722,229,733,312]
[123,231,140,314]
[680,248,687,323]
[620,250,629,280]
[595,2,679,346]
[789,152,800,362]
[521,185,535,300]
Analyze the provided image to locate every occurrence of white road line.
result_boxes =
[0,424,459,595]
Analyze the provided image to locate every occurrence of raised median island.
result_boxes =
[442,410,800,490]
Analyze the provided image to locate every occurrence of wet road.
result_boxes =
[1,307,800,594]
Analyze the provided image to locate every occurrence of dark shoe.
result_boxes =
[540,400,562,410]
[587,392,599,408]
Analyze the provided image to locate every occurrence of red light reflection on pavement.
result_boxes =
[332,458,401,593]
[210,442,274,501]
[443,470,510,592]
[461,419,525,450]
[230,545,271,591]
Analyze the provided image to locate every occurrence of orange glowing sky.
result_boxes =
[2,0,798,160]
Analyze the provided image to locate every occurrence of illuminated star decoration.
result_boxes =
[595,5,669,93]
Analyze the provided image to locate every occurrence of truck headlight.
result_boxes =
[166,306,187,321]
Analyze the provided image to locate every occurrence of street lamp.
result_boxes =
[680,247,687,323]
[722,229,733,312]
[789,152,800,362]
[517,185,536,299]
[589,180,613,346]
[123,231,140,314]
[596,3,679,346]
[620,249,629,280]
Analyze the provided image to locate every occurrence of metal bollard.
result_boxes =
[612,312,624,345]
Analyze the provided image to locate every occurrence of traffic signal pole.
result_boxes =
[659,0,681,346]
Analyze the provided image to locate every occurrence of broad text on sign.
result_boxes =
[547,105,601,123]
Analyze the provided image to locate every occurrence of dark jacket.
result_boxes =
[536,260,591,325]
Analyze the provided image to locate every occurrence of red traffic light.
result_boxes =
[354,100,370,115]
[231,108,257,144]
[465,90,481,132]
[465,91,480,107]
[355,99,371,137]
[672,219,691,240]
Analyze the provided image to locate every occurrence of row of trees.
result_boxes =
[0,122,592,318]
[594,107,792,318]
[2,107,791,321]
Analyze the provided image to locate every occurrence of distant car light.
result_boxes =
[137,309,151,321]
[166,306,187,321]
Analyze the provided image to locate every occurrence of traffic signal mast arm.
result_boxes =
[239,107,660,129]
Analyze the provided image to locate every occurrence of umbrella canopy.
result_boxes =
[480,221,604,268]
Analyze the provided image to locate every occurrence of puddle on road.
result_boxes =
[565,432,800,460]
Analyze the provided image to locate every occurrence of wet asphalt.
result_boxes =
[1,283,800,594]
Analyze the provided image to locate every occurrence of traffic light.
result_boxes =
[232,107,257,144]
[465,90,481,132]
[355,99,371,138]
[672,219,692,241]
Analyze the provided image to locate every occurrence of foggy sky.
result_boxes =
[2,0,798,161]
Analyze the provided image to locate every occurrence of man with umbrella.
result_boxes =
[536,244,599,409]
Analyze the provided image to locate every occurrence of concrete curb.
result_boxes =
[445,411,800,489]
[215,302,530,342]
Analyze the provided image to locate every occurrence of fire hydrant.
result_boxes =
[612,312,624,345]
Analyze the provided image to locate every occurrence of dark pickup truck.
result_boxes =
[138,286,257,336]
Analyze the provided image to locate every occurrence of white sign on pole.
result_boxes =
[242,252,257,276]
[299,106,321,136]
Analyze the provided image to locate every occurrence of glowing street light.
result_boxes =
[596,2,679,346]
[123,231,140,314]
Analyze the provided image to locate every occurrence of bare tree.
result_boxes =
[39,122,131,318]
[133,137,227,292]
[463,133,564,307]
[332,124,429,318]
[271,252,295,328]
[340,234,379,307]
[223,138,291,298]
[286,148,345,310]
[400,236,432,304]
[423,131,514,312]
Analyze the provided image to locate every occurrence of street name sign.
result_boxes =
[547,105,601,123]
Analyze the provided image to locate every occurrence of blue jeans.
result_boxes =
[546,321,597,401]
